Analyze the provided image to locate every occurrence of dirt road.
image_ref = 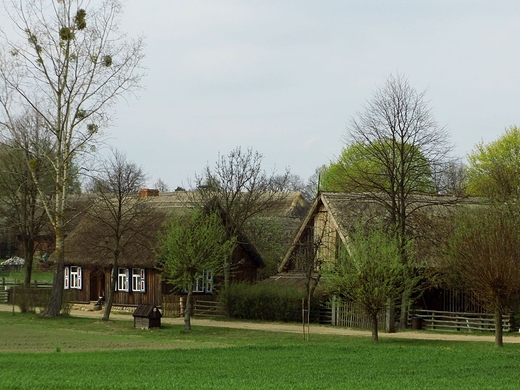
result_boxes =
[2,303,518,344]
[55,306,520,344]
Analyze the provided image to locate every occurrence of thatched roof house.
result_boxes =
[62,190,308,306]
[267,192,483,300]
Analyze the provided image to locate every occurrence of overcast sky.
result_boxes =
[11,1,520,189]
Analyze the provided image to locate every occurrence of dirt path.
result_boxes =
[2,303,516,344]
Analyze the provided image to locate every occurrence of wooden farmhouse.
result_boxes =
[61,190,308,308]
[276,192,479,312]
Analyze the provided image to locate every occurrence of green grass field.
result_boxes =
[1,311,520,389]
[0,268,54,284]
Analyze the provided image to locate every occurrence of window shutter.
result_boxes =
[64,266,69,289]
[140,269,146,292]
[77,267,82,290]
[125,268,129,292]
[114,268,118,291]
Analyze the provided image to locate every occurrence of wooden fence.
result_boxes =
[194,299,226,317]
[0,289,8,303]
[161,295,226,318]
[329,300,387,330]
[410,309,511,333]
[162,295,182,317]
[1,279,52,304]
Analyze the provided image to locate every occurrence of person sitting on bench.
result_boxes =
[95,291,105,306]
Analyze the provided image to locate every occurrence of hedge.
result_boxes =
[220,282,321,322]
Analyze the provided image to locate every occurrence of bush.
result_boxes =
[220,282,321,322]
[10,286,50,313]
[10,287,74,314]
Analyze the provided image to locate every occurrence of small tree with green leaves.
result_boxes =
[466,125,520,200]
[325,224,407,342]
[157,208,236,331]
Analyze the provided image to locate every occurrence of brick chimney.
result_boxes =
[139,188,159,198]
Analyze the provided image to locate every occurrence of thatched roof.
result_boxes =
[63,190,308,269]
[278,192,482,273]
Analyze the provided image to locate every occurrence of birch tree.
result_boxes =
[0,0,144,316]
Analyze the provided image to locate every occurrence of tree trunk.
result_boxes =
[103,266,117,322]
[23,239,34,287]
[386,299,396,333]
[371,312,379,342]
[42,229,65,317]
[184,290,193,331]
[399,291,409,330]
[495,308,503,347]
[223,259,230,291]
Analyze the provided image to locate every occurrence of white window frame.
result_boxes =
[117,268,129,292]
[193,272,205,293]
[193,269,213,293]
[205,269,214,293]
[70,266,82,289]
[132,268,146,292]
[64,266,82,290]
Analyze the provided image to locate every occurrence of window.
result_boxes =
[132,268,146,292]
[193,273,205,293]
[64,266,82,290]
[70,266,82,289]
[193,269,213,293]
[117,268,129,292]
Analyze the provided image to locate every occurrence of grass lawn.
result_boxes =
[0,269,54,284]
[1,311,520,389]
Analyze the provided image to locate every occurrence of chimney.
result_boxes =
[139,188,159,198]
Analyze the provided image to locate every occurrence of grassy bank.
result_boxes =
[1,311,519,389]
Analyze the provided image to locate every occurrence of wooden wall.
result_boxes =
[67,267,162,307]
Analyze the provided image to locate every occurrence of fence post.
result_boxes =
[331,296,337,326]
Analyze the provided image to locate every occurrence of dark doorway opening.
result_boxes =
[90,268,105,301]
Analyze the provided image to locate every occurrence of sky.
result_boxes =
[6,1,520,190]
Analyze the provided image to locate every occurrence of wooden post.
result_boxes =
[12,281,15,316]
[302,298,305,340]
[331,296,336,326]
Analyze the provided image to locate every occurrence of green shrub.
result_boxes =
[220,282,321,322]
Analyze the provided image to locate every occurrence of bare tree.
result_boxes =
[300,225,326,341]
[193,147,290,288]
[0,0,145,316]
[153,178,170,193]
[79,150,159,321]
[338,73,455,329]
[0,117,51,288]
[445,203,520,347]
[432,160,468,196]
